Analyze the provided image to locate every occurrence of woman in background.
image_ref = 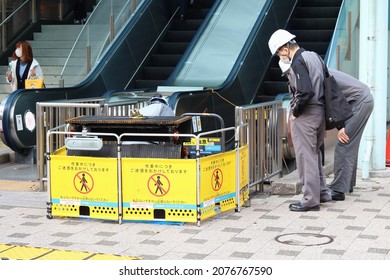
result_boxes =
[5,41,43,92]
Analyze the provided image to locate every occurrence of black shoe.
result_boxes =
[320,196,331,203]
[349,187,353,193]
[289,202,320,212]
[331,190,345,201]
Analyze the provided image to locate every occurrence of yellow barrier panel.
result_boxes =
[49,147,119,221]
[239,145,250,206]
[122,158,197,223]
[199,150,236,220]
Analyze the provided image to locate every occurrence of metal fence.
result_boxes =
[37,98,285,193]
[235,101,285,192]
[36,96,149,190]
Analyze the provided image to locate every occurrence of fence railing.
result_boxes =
[37,98,284,194]
[235,101,285,192]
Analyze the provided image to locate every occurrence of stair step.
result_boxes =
[28,40,78,48]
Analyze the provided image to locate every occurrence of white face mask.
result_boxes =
[279,59,291,73]
[15,48,22,58]
[279,57,290,65]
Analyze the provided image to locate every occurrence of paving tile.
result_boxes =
[0,205,16,210]
[367,248,390,255]
[49,241,73,247]
[277,249,300,257]
[326,208,345,213]
[337,215,356,220]
[180,229,202,234]
[345,226,365,231]
[299,215,319,220]
[229,251,254,259]
[322,249,345,256]
[374,215,390,220]
[229,237,251,243]
[183,253,208,260]
[304,226,326,231]
[263,226,284,232]
[140,239,164,245]
[261,215,280,220]
[185,238,207,244]
[20,222,43,226]
[354,199,372,203]
[137,230,158,236]
[363,208,381,213]
[138,254,160,260]
[224,215,242,220]
[7,233,30,238]
[95,240,119,246]
[357,234,378,240]
[95,231,116,237]
[22,215,41,220]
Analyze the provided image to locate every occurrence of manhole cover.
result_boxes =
[275,233,333,246]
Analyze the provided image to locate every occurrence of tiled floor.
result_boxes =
[0,173,389,260]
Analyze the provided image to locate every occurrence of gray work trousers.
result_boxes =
[291,113,329,207]
[330,94,374,193]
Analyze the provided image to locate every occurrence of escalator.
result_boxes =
[1,0,342,155]
[255,0,342,103]
[0,0,217,153]
[133,1,214,89]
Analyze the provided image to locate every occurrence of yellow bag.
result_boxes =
[25,78,45,89]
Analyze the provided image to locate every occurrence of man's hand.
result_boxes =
[338,128,350,143]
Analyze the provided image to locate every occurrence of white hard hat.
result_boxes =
[278,59,291,74]
[268,29,296,55]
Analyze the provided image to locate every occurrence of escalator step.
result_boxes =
[298,0,342,7]
[291,30,334,42]
[135,80,165,89]
[150,54,182,67]
[172,19,203,31]
[158,42,189,54]
[165,30,197,42]
[143,67,174,79]
[295,7,340,18]
[289,18,337,30]
[263,81,289,96]
[299,42,329,55]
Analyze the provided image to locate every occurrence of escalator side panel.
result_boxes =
[1,0,172,152]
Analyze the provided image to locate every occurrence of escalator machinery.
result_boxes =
[65,115,193,159]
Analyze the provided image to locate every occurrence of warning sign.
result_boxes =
[211,168,223,191]
[74,171,94,194]
[200,151,235,202]
[122,157,197,205]
[148,173,170,197]
[50,149,118,203]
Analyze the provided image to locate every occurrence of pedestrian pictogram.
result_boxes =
[211,168,223,191]
[148,173,170,197]
[73,171,94,194]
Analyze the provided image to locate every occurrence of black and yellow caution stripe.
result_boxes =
[0,243,140,260]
